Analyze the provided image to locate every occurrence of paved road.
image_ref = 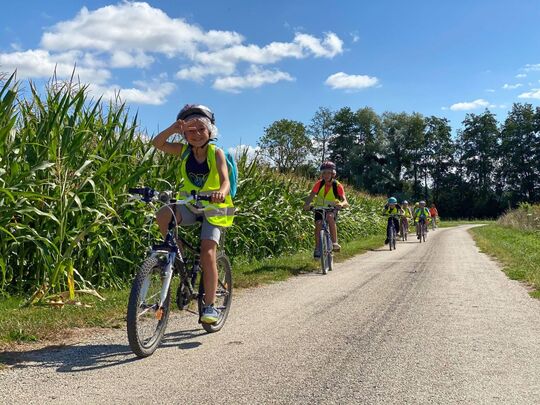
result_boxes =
[1,226,539,404]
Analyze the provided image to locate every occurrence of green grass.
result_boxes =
[470,224,540,298]
[439,219,495,228]
[0,235,383,349]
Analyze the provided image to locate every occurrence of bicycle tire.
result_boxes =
[127,256,171,358]
[320,230,328,274]
[326,232,333,272]
[198,253,233,333]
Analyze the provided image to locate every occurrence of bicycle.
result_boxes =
[399,214,410,241]
[388,214,399,251]
[126,187,232,358]
[416,216,428,243]
[431,216,437,231]
[311,206,336,275]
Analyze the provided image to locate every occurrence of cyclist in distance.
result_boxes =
[399,200,413,237]
[151,104,234,324]
[429,202,439,229]
[303,161,349,258]
[383,197,403,244]
[414,200,431,239]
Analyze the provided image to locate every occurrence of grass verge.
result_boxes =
[0,235,383,351]
[469,224,540,299]
[439,219,495,228]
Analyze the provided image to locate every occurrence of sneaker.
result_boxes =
[332,243,341,252]
[313,250,321,259]
[384,239,389,245]
[201,305,220,324]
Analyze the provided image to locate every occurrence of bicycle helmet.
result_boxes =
[402,200,409,204]
[319,161,336,173]
[419,200,426,205]
[388,197,397,204]
[177,104,215,124]
[176,104,218,139]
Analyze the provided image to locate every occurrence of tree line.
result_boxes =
[257,104,540,219]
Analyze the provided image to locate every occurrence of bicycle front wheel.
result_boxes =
[127,256,171,358]
[326,232,333,272]
[320,230,328,274]
[198,253,233,333]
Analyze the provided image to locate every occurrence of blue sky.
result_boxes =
[1,0,540,151]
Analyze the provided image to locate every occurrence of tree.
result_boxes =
[308,106,334,163]
[499,103,540,205]
[352,107,385,193]
[458,109,501,217]
[423,116,455,203]
[257,119,311,173]
[328,107,358,181]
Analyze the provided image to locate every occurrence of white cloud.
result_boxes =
[350,32,360,43]
[1,2,346,98]
[515,73,527,79]
[518,88,540,99]
[213,66,294,93]
[0,49,110,84]
[179,32,343,82]
[110,50,154,68]
[523,63,540,72]
[449,99,490,111]
[91,80,175,105]
[325,72,379,90]
[485,89,496,93]
[40,2,243,56]
[228,144,260,161]
[502,83,522,90]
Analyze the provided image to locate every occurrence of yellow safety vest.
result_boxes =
[314,180,342,207]
[179,144,235,227]
[414,207,430,220]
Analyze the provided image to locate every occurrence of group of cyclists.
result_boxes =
[382,198,439,244]
[150,103,440,325]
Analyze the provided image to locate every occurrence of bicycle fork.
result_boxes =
[144,251,176,309]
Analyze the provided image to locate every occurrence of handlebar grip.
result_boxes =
[128,187,145,194]
[197,195,212,202]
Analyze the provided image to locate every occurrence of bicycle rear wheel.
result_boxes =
[198,253,233,333]
[127,256,171,358]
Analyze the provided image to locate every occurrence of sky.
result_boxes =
[1,0,540,151]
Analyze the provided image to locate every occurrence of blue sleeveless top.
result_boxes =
[185,151,210,188]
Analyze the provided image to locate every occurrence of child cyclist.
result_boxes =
[414,200,431,239]
[151,104,234,324]
[303,161,349,258]
[429,202,439,230]
[383,197,403,244]
[399,200,413,237]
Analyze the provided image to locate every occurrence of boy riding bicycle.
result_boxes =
[151,104,234,324]
[303,161,349,258]
[383,197,403,244]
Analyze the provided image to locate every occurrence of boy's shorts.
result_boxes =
[314,209,338,222]
[174,204,221,244]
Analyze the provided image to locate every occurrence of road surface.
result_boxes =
[1,225,539,404]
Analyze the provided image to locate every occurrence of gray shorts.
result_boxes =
[174,204,221,244]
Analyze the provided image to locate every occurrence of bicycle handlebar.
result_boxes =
[129,187,213,204]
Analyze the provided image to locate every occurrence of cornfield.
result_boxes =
[0,74,385,297]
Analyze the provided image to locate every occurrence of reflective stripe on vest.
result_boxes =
[179,144,235,227]
[314,180,341,207]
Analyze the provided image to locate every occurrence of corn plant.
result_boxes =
[0,73,386,298]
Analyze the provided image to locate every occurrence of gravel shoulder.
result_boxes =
[1,226,539,404]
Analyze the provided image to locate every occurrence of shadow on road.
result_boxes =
[0,328,205,372]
